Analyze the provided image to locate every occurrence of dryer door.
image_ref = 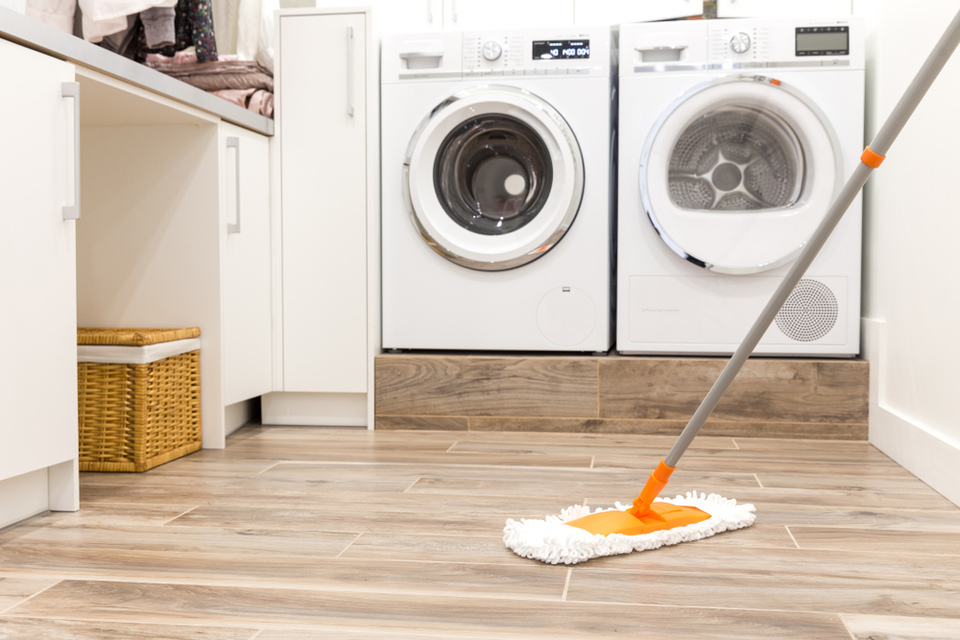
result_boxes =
[640,75,843,274]
[404,86,584,271]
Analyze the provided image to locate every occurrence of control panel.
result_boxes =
[462,31,607,77]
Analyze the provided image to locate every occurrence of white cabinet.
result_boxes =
[717,0,852,18]
[0,38,79,527]
[444,0,573,29]
[575,0,702,25]
[76,68,273,448]
[314,0,443,33]
[220,123,273,407]
[265,7,379,427]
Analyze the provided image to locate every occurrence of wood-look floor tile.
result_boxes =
[0,618,257,639]
[0,504,196,533]
[375,415,469,430]
[0,577,59,614]
[254,631,467,640]
[593,454,914,477]
[464,416,868,439]
[790,526,960,556]
[407,470,760,497]
[9,580,853,639]
[190,445,594,468]
[566,567,960,617]
[754,471,937,493]
[376,354,600,418]
[598,358,868,423]
[840,613,960,640]
[581,540,960,584]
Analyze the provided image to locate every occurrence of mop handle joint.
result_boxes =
[860,146,886,168]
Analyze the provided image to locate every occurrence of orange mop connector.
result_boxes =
[564,459,711,536]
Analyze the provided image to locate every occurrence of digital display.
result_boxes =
[796,26,849,56]
[532,39,590,60]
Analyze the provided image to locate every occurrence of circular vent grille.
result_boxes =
[775,279,838,342]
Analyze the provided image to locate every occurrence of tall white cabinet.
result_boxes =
[0,38,79,528]
[262,7,379,427]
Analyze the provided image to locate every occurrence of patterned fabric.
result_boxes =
[175,0,218,62]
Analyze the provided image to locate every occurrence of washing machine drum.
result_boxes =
[404,86,584,271]
[641,76,843,274]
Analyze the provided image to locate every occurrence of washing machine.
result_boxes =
[617,17,864,356]
[381,27,614,352]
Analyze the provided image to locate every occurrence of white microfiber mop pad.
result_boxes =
[503,492,756,565]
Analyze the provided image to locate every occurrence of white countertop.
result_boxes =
[0,5,274,136]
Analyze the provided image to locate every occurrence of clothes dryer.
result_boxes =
[381,28,614,352]
[617,17,864,355]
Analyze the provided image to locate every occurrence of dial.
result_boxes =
[730,32,751,54]
[482,40,503,61]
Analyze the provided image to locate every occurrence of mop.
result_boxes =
[505,9,960,565]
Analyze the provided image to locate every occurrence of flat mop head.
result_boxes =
[503,492,756,565]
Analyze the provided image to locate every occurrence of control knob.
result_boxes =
[482,40,503,61]
[729,32,751,54]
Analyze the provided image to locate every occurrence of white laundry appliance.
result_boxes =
[617,17,865,356]
[381,28,614,352]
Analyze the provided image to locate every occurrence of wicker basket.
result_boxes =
[77,328,202,472]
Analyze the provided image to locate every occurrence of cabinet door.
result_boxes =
[0,40,78,484]
[279,12,368,393]
[444,0,573,29]
[575,0,701,24]
[220,123,273,405]
[316,0,441,33]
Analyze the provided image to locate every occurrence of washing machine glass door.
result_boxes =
[641,75,843,274]
[404,85,584,271]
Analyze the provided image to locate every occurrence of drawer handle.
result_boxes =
[347,26,356,118]
[226,136,241,234]
[61,82,80,221]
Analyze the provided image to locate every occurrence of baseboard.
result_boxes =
[225,398,258,436]
[0,469,49,530]
[261,391,368,428]
[862,318,960,507]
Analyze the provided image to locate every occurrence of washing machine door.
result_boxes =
[404,85,584,271]
[640,75,843,274]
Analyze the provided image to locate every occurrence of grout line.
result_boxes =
[335,533,364,559]
[0,579,63,615]
[731,438,740,450]
[561,568,573,602]
[257,461,282,474]
[403,477,422,493]
[784,525,801,549]
[161,505,199,526]
[753,473,764,488]
[838,613,860,640]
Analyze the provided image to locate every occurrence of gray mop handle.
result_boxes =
[663,8,960,469]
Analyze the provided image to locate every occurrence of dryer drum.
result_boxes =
[433,114,554,235]
[668,105,805,211]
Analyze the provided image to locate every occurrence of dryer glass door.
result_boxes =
[641,75,842,274]
[404,86,584,271]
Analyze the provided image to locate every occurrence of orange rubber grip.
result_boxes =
[629,458,676,517]
[861,146,886,168]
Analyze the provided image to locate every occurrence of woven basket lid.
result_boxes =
[77,327,201,346]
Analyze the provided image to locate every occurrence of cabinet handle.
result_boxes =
[427,0,434,24]
[226,136,241,234]
[346,26,356,118]
[61,82,80,221]
[451,0,458,23]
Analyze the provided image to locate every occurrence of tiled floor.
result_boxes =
[1,425,958,639]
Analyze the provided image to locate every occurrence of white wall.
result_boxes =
[857,0,960,506]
